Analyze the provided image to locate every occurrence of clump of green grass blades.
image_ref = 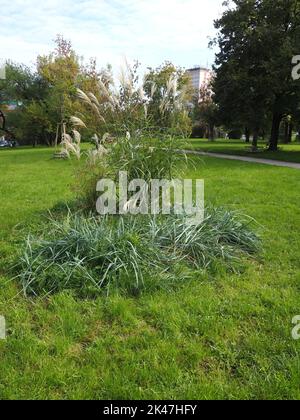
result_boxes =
[17,208,261,297]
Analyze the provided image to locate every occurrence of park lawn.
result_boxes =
[186,138,300,163]
[0,146,300,400]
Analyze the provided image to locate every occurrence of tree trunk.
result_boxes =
[209,125,215,141]
[288,123,293,143]
[54,123,60,148]
[252,129,259,150]
[269,112,282,151]
[0,110,6,132]
[283,121,289,144]
[245,127,250,143]
[0,109,14,139]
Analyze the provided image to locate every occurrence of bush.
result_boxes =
[16,208,261,297]
[72,158,111,212]
[73,134,187,213]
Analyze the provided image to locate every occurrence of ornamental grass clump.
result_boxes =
[17,208,261,297]
[15,61,261,298]
[17,214,169,297]
[156,208,261,269]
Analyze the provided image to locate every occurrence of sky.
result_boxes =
[0,0,225,72]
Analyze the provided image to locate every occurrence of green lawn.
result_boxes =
[186,138,300,163]
[0,146,300,400]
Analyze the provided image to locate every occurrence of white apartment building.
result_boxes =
[187,66,212,94]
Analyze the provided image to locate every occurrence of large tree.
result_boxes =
[213,0,300,151]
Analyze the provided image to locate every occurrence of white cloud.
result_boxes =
[0,0,225,70]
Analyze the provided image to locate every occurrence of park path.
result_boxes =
[182,150,300,170]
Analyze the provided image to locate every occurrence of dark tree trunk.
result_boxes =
[288,123,293,143]
[0,109,6,132]
[209,125,215,141]
[0,109,14,139]
[283,121,289,144]
[252,128,259,150]
[269,112,282,151]
[245,127,250,143]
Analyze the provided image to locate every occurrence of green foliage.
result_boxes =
[72,157,111,212]
[1,37,101,145]
[16,207,260,297]
[193,83,218,140]
[213,0,300,149]
[108,135,185,181]
[144,62,193,136]
[2,45,193,145]
[71,134,187,212]
[0,62,51,143]
[12,101,55,146]
[69,62,194,207]
[1,147,299,399]
[74,60,193,142]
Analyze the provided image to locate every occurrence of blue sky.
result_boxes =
[0,0,225,71]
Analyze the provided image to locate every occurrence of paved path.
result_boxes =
[182,150,300,170]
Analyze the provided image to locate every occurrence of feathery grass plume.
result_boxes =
[86,146,108,164]
[101,133,111,143]
[61,131,81,160]
[98,77,117,107]
[138,85,146,102]
[77,88,92,105]
[72,129,81,144]
[91,103,106,122]
[70,116,87,128]
[87,92,100,107]
[119,58,135,98]
[75,61,192,139]
[150,82,157,99]
[76,87,106,123]
[159,74,180,116]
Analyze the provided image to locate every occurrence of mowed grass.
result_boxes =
[0,146,300,400]
[186,138,300,163]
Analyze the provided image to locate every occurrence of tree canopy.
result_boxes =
[212,0,300,150]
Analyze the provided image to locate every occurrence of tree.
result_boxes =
[0,62,49,142]
[193,82,218,140]
[213,0,300,151]
[37,35,81,146]
[1,36,98,146]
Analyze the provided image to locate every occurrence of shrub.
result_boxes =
[72,134,188,213]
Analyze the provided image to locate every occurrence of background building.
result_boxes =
[187,66,212,96]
